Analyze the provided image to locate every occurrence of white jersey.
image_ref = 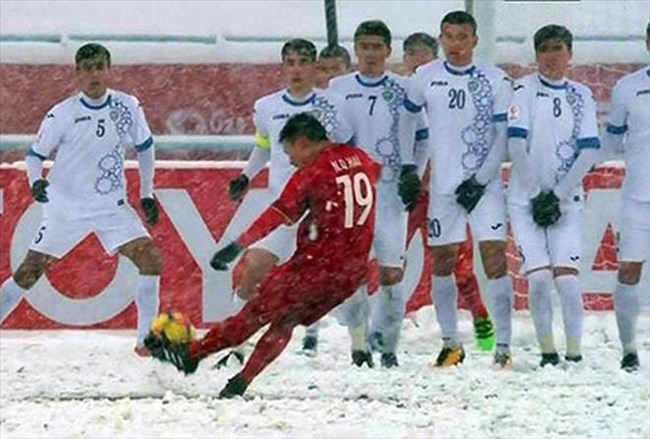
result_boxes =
[606,67,650,202]
[29,89,153,218]
[329,71,429,185]
[507,74,600,205]
[405,60,511,194]
[253,88,353,197]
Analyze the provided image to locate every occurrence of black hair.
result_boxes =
[281,38,317,62]
[534,24,573,52]
[279,113,328,145]
[440,11,477,35]
[354,20,391,47]
[403,32,438,57]
[319,44,352,69]
[75,43,111,67]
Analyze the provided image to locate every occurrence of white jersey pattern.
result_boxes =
[253,89,353,197]
[606,67,650,202]
[507,74,600,205]
[29,89,153,218]
[405,60,511,194]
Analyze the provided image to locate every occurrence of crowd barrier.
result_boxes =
[0,161,636,330]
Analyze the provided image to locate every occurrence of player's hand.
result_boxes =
[398,165,421,211]
[229,175,250,201]
[141,197,160,225]
[210,241,244,271]
[31,179,49,203]
[455,175,486,214]
[531,190,561,227]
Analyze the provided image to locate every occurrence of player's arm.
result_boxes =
[602,79,628,161]
[27,108,65,202]
[506,79,538,198]
[553,89,601,200]
[210,168,311,270]
[229,104,271,201]
[131,98,159,225]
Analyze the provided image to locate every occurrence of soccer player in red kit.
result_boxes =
[145,112,380,398]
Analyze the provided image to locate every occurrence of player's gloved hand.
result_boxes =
[398,164,421,211]
[455,175,486,214]
[229,174,250,201]
[210,241,244,271]
[31,179,49,203]
[531,190,561,227]
[141,197,160,225]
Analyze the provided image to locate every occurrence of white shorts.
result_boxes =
[248,224,298,263]
[427,180,508,246]
[508,198,582,273]
[618,197,650,262]
[374,203,408,268]
[29,203,149,258]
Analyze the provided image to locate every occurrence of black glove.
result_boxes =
[141,197,160,225]
[398,164,421,211]
[531,190,561,227]
[229,174,250,201]
[210,241,244,271]
[455,175,486,214]
[31,179,49,203]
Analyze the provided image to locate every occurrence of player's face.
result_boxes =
[536,39,572,81]
[440,23,477,67]
[76,57,111,99]
[282,51,316,96]
[316,56,349,88]
[282,137,312,168]
[354,35,391,77]
[403,44,436,74]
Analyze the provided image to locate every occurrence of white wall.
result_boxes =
[0,0,648,64]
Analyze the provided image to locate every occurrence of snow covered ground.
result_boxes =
[1,308,649,439]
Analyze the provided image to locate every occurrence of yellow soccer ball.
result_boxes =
[150,312,196,343]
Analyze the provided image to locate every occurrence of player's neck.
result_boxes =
[81,90,109,104]
[358,71,386,81]
[538,72,567,85]
[287,86,314,101]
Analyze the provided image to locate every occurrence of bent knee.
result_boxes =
[379,267,404,286]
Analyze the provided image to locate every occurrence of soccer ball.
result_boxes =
[150,312,196,344]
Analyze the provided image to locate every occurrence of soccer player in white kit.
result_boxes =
[328,20,429,368]
[603,23,650,372]
[401,11,515,368]
[0,44,162,356]
[507,25,601,367]
[222,39,353,365]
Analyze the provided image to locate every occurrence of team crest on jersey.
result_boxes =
[468,80,479,93]
[566,94,576,105]
[508,104,520,122]
[382,89,396,102]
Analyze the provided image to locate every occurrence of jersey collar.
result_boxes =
[355,73,387,87]
[79,92,112,110]
[443,61,476,76]
[282,91,316,106]
[538,74,568,90]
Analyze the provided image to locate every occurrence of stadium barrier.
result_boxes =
[0,160,638,330]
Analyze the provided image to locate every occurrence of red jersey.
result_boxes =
[239,143,380,273]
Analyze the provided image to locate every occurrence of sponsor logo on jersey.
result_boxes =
[536,92,549,98]
[74,115,91,124]
[513,84,524,91]
[345,93,363,100]
[429,80,448,87]
[46,113,55,119]
[272,113,290,120]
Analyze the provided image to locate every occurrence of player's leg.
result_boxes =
[455,229,494,351]
[335,284,373,367]
[237,248,279,300]
[546,199,584,363]
[2,216,84,323]
[376,266,405,368]
[428,191,466,367]
[472,183,513,367]
[1,250,55,322]
[613,198,648,371]
[302,320,320,356]
[509,203,557,366]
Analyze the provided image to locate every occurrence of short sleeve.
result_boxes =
[577,88,601,149]
[30,108,65,159]
[130,98,154,152]
[404,70,426,111]
[507,80,531,140]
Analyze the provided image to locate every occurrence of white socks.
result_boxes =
[0,278,26,324]
[380,283,406,354]
[431,275,459,346]
[555,274,583,357]
[135,275,160,345]
[614,282,639,354]
[527,270,556,353]
[487,276,513,349]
